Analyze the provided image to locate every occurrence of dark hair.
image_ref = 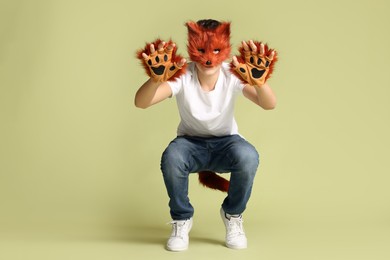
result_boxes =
[196,19,221,30]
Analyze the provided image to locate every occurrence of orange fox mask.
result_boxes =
[186,20,231,67]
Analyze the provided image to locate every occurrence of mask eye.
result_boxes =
[213,49,220,54]
[198,48,205,54]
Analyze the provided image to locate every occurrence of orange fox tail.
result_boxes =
[198,171,229,192]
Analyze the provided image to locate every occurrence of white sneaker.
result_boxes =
[220,208,247,249]
[166,218,193,251]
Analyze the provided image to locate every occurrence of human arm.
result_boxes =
[134,80,173,109]
[242,83,276,110]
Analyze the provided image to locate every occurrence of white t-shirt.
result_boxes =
[168,62,245,137]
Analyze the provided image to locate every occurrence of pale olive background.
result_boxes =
[1,0,389,259]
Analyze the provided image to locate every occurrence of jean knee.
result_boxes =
[160,144,189,178]
[234,144,259,175]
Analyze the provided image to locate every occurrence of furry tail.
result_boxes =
[198,171,229,192]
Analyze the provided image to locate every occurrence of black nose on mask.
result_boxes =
[206,60,212,66]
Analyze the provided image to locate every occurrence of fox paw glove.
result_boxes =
[137,39,186,82]
[231,41,277,87]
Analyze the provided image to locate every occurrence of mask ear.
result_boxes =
[186,21,201,37]
[215,22,231,39]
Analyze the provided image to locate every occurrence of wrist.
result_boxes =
[254,83,266,92]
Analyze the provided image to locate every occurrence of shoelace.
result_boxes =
[168,220,189,238]
[227,217,245,238]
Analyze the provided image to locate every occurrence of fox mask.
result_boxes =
[186,20,231,67]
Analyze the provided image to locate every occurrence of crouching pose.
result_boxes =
[135,19,278,251]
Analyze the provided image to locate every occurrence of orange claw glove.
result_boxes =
[136,39,187,82]
[230,40,278,87]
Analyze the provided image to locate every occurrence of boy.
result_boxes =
[135,19,277,251]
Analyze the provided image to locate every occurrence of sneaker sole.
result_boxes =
[166,245,189,252]
[226,242,247,250]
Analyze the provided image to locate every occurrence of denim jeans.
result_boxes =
[160,135,259,220]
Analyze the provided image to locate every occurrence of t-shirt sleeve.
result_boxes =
[232,74,246,94]
[223,62,245,94]
[167,77,182,97]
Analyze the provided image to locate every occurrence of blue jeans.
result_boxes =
[160,135,259,220]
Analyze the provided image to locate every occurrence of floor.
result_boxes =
[1,217,389,260]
